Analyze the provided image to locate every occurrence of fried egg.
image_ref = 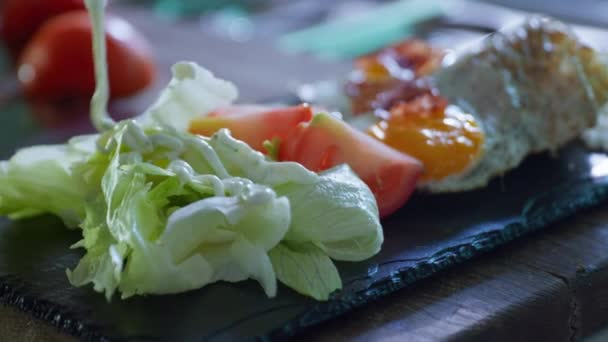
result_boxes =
[301,16,608,193]
[423,16,608,192]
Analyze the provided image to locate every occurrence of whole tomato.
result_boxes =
[17,10,156,102]
[0,0,86,59]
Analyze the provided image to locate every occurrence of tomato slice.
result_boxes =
[17,10,155,102]
[189,104,313,153]
[190,106,422,216]
[280,113,423,217]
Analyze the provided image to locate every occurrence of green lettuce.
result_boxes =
[274,165,382,262]
[138,62,238,131]
[270,165,382,300]
[0,135,97,227]
[68,122,294,299]
[63,118,382,300]
[0,63,384,301]
[0,27,384,300]
[269,242,342,301]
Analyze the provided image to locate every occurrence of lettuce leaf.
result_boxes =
[0,59,385,301]
[205,130,382,298]
[0,137,96,227]
[208,129,317,187]
[66,196,125,298]
[269,242,341,301]
[67,122,293,299]
[64,120,383,301]
[138,62,238,131]
[1,0,386,302]
[274,165,383,262]
[268,165,382,299]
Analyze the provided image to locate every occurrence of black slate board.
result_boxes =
[2,103,608,341]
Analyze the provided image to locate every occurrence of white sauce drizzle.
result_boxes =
[84,0,115,132]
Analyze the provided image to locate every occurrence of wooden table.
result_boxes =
[3,3,608,341]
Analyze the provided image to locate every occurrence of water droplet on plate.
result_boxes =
[367,264,379,276]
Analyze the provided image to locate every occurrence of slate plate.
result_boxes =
[2,97,608,342]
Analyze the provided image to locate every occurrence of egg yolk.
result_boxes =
[368,94,484,181]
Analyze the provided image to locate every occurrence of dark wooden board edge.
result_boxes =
[265,176,608,340]
[0,275,111,342]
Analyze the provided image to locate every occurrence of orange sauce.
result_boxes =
[367,94,484,181]
[346,39,485,181]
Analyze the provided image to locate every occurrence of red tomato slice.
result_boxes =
[189,104,313,153]
[280,113,423,217]
[0,0,85,59]
[17,10,155,102]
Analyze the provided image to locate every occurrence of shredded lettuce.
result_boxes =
[0,62,384,301]
[0,62,384,300]
[55,112,382,300]
[66,122,293,299]
[0,0,384,301]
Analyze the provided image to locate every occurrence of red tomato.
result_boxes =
[189,104,313,153]
[17,10,155,102]
[280,113,423,217]
[0,0,86,58]
[192,105,422,216]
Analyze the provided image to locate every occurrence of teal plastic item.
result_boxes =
[128,0,258,19]
[278,0,447,60]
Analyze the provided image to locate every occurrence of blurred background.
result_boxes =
[1,0,607,101]
[0,0,606,154]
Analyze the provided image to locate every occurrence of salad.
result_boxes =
[0,0,388,301]
[1,0,603,308]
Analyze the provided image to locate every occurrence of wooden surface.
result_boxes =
[299,204,608,341]
[3,2,608,341]
[0,305,75,342]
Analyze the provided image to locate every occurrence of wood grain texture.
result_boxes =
[297,205,608,341]
[0,305,75,342]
